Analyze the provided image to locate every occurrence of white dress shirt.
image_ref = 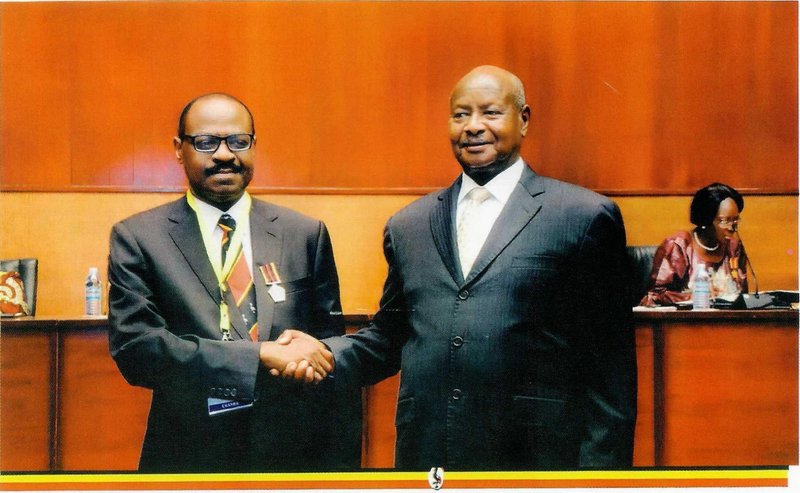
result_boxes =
[191,191,253,276]
[456,158,525,276]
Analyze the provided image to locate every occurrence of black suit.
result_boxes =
[108,196,360,471]
[327,165,636,470]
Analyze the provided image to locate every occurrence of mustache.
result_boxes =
[205,162,243,175]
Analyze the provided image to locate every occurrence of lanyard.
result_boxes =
[186,191,252,340]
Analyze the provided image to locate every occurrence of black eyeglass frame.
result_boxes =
[180,134,255,153]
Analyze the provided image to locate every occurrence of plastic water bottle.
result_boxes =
[692,263,711,310]
[85,267,102,316]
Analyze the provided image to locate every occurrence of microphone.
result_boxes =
[731,229,775,309]
[733,228,758,296]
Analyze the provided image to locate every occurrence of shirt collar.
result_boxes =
[190,190,251,236]
[458,157,525,205]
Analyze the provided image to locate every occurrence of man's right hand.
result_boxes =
[258,331,334,384]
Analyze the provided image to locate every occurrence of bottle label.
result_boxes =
[692,280,711,310]
[86,285,102,316]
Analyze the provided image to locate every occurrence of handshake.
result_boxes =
[258,330,333,384]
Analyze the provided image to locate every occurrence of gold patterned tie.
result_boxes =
[457,187,492,277]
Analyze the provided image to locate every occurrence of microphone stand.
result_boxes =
[733,227,774,309]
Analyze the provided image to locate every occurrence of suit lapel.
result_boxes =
[168,199,221,304]
[430,178,464,285]
[465,165,545,285]
[250,201,283,341]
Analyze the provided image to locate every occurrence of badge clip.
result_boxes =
[219,285,232,341]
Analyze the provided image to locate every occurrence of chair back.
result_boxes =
[1,258,39,315]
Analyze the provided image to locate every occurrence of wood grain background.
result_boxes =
[1,1,796,194]
[1,1,797,475]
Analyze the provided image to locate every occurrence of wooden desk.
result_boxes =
[634,310,798,466]
[0,317,149,471]
[1,311,797,471]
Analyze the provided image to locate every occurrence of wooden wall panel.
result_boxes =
[0,332,52,471]
[661,323,798,465]
[363,374,400,468]
[1,193,795,319]
[632,325,656,467]
[618,194,799,294]
[58,330,149,471]
[1,1,796,194]
[4,315,795,472]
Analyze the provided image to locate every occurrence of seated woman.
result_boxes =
[640,183,748,306]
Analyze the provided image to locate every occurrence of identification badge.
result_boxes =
[207,398,253,416]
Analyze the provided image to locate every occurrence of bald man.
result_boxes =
[286,66,637,470]
[108,93,360,472]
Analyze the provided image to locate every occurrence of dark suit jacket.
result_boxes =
[108,196,360,472]
[327,165,637,470]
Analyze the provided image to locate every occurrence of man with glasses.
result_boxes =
[108,93,359,471]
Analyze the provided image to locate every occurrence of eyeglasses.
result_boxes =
[715,217,742,228]
[181,134,254,153]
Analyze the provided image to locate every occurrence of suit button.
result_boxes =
[230,388,238,397]
[452,336,464,347]
[223,388,231,397]
[451,389,462,400]
[458,290,469,300]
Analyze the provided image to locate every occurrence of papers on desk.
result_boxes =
[633,305,677,311]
